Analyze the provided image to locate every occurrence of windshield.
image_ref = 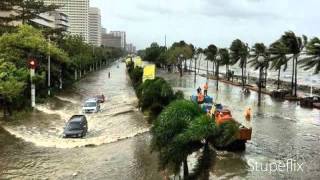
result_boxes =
[84,101,96,107]
[67,122,82,130]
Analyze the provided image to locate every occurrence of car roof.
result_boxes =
[69,115,86,123]
[85,99,98,103]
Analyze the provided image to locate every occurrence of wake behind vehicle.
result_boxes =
[63,115,88,138]
[82,98,100,113]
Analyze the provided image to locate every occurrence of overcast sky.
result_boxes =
[91,0,320,50]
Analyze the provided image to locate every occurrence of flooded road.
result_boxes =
[0,62,319,179]
[0,62,161,179]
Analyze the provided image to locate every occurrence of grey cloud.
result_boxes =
[115,13,149,22]
[200,0,281,20]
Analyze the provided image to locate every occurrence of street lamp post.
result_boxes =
[257,56,265,106]
[48,37,51,96]
[216,55,222,91]
[29,58,37,108]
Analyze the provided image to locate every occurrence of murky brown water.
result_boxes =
[0,62,320,179]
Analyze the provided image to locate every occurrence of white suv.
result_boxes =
[82,98,100,113]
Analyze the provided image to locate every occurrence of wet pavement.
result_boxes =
[0,62,319,179]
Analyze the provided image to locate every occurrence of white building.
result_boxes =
[88,7,101,46]
[43,0,89,42]
[49,11,69,30]
[0,10,68,30]
[110,31,126,49]
[125,43,136,54]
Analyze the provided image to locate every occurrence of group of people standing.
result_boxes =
[196,82,209,104]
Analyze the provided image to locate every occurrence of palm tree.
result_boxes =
[194,48,203,83]
[230,39,249,88]
[218,48,231,80]
[299,37,320,74]
[280,31,307,96]
[248,43,269,105]
[269,41,290,89]
[151,100,238,179]
[204,44,218,79]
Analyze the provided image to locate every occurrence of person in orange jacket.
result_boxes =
[197,92,205,104]
[203,82,208,96]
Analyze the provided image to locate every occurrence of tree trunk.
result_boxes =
[241,67,244,88]
[264,68,267,88]
[194,58,197,83]
[291,58,295,96]
[184,60,187,72]
[258,67,263,106]
[277,68,281,90]
[213,61,215,77]
[226,65,228,80]
[216,63,219,90]
[206,60,209,79]
[183,158,189,178]
[178,63,183,77]
[74,69,77,81]
[294,57,298,97]
[198,55,201,73]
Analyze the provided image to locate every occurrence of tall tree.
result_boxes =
[249,43,269,87]
[0,59,28,116]
[204,44,218,79]
[269,41,289,89]
[16,0,59,24]
[143,42,166,67]
[280,31,307,96]
[194,48,203,82]
[299,37,320,74]
[218,48,231,81]
[230,39,249,88]
[166,42,193,77]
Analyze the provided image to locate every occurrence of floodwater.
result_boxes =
[0,62,161,179]
[160,70,320,179]
[0,62,320,179]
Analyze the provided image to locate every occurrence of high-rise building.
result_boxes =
[49,11,69,30]
[110,31,126,49]
[88,7,101,46]
[43,0,89,42]
[125,43,136,54]
[101,33,121,48]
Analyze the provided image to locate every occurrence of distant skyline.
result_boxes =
[91,0,320,50]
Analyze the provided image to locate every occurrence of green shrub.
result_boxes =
[137,77,175,114]
[151,100,201,149]
[174,90,184,100]
[129,66,143,88]
[126,61,134,73]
